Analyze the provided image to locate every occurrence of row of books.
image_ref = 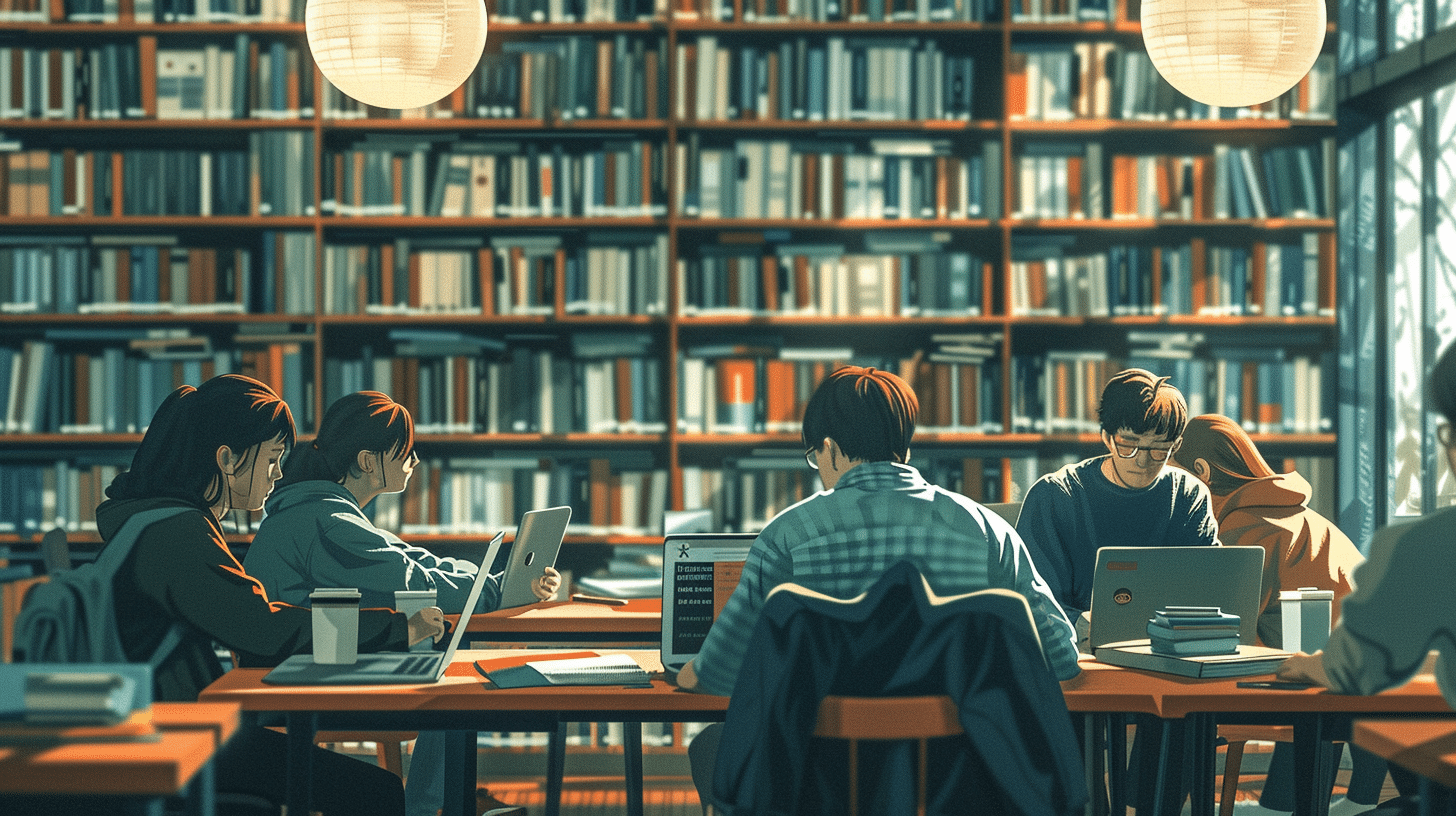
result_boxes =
[1008,234,1333,318]
[677,36,978,123]
[369,455,670,537]
[0,334,313,435]
[325,332,668,436]
[1,134,315,217]
[321,234,669,317]
[671,0,999,22]
[322,137,666,219]
[676,137,1002,220]
[460,37,668,122]
[57,0,303,22]
[492,0,664,23]
[1010,140,1331,221]
[1010,347,1335,435]
[0,457,129,534]
[1009,46,1333,122]
[677,243,990,317]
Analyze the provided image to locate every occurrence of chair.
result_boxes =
[812,695,964,816]
[313,730,417,779]
[983,501,1023,526]
[0,563,41,663]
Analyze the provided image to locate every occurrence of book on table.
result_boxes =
[1149,636,1239,656]
[1094,639,1292,678]
[485,653,651,689]
[0,708,158,745]
[1146,621,1241,640]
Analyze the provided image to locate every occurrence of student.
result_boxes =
[244,390,558,816]
[675,366,1079,804]
[1277,340,1456,805]
[97,374,444,816]
[1016,368,1220,627]
[1174,414,1379,815]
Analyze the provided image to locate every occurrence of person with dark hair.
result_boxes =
[96,374,444,816]
[674,365,1079,808]
[1175,414,1380,816]
[1015,368,1220,625]
[245,390,559,613]
[243,390,556,816]
[1279,340,1456,782]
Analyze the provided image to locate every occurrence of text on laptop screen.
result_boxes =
[662,535,754,661]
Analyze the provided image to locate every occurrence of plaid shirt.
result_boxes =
[690,462,1081,696]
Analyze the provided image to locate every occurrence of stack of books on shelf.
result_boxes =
[1147,606,1240,656]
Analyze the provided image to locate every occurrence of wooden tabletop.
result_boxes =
[460,599,661,634]
[1354,719,1456,788]
[0,701,241,796]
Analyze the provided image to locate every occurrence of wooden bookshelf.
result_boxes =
[0,1,1338,574]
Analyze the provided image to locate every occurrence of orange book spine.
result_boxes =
[1005,51,1028,119]
[379,242,396,308]
[760,255,779,312]
[589,458,611,528]
[138,36,158,118]
[615,357,633,426]
[477,247,495,315]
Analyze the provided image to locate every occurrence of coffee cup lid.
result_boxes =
[310,587,361,598]
[1278,588,1334,601]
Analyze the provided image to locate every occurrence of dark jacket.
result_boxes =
[99,497,408,702]
[711,560,1086,816]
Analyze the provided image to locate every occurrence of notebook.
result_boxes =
[484,653,650,689]
[495,506,572,609]
[262,531,505,685]
[658,533,755,673]
[1087,545,1264,650]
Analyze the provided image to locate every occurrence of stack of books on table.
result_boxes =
[1147,606,1241,656]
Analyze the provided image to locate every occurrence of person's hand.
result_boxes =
[407,606,446,647]
[532,567,562,601]
[1275,651,1331,687]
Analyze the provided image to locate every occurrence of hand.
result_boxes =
[1275,651,1331,687]
[407,606,446,647]
[532,567,562,601]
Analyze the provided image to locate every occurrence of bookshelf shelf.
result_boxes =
[320,217,669,228]
[1005,218,1337,230]
[0,216,321,228]
[670,20,1001,30]
[321,119,671,131]
[0,120,315,131]
[676,119,1002,131]
[1007,119,1337,133]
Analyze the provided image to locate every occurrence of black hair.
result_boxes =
[1098,368,1188,441]
[277,391,414,488]
[801,366,918,463]
[1431,340,1456,427]
[106,374,296,507]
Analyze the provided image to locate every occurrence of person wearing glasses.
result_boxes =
[1015,368,1220,631]
[244,391,556,816]
[675,365,1080,808]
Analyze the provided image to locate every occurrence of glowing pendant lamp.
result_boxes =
[305,0,488,110]
[1141,0,1326,108]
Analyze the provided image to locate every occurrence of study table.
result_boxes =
[0,701,241,816]
[459,598,662,646]
[1354,719,1456,816]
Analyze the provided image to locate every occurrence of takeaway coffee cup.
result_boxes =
[1278,586,1334,653]
[394,589,439,652]
[310,588,362,664]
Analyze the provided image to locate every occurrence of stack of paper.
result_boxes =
[486,653,650,689]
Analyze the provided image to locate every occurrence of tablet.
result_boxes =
[495,506,572,609]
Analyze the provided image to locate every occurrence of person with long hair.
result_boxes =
[1174,414,1377,815]
[96,374,444,816]
[244,390,558,816]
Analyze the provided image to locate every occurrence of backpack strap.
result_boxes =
[102,506,199,667]
[147,624,186,669]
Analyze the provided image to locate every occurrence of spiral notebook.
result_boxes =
[484,653,649,688]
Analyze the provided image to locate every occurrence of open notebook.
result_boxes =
[483,653,649,689]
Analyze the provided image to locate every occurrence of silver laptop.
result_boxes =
[496,506,572,609]
[659,533,755,673]
[263,531,505,685]
[1088,545,1264,650]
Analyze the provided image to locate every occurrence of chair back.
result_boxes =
[40,527,71,574]
[814,695,964,816]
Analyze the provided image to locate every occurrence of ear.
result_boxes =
[356,450,375,475]
[1192,457,1211,482]
[215,445,237,475]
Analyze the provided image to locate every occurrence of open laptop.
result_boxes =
[659,532,755,673]
[263,531,505,685]
[496,506,572,609]
[1087,545,1264,650]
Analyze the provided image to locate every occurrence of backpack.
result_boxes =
[15,506,190,667]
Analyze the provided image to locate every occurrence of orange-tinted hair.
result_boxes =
[801,366,918,462]
[1173,413,1276,496]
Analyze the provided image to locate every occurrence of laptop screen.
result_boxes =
[659,533,755,670]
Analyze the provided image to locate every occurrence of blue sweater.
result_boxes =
[243,481,501,613]
[1014,457,1219,618]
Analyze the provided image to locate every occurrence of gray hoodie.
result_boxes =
[243,480,501,613]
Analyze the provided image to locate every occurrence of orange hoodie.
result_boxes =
[1211,471,1364,648]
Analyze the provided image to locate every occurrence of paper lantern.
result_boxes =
[1141,0,1326,108]
[305,0,487,110]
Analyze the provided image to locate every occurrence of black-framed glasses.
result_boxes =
[805,449,819,470]
[1111,439,1179,462]
[1440,423,1453,447]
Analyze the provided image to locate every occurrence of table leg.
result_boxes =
[1084,713,1106,816]
[286,711,317,816]
[443,730,476,816]
[183,755,216,816]
[546,723,567,816]
[624,721,644,816]
[1188,714,1215,816]
[1291,714,1334,816]
[1151,718,1174,816]
[1108,713,1127,816]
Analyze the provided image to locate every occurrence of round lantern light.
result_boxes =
[305,0,487,110]
[1141,0,1325,108]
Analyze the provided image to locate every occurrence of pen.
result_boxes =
[571,593,629,607]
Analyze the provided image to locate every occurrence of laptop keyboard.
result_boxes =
[391,655,438,675]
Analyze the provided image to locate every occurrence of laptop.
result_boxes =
[1087,545,1264,650]
[496,506,572,609]
[659,533,756,673]
[263,531,505,685]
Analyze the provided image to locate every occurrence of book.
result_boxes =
[23,672,137,724]
[1094,640,1291,678]
[1152,607,1241,628]
[485,653,650,688]
[1148,636,1239,656]
[0,708,157,744]
[1145,621,1239,641]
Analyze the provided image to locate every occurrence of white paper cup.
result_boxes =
[1278,587,1333,653]
[310,588,362,665]
[394,589,439,652]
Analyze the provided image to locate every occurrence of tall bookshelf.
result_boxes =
[0,0,1340,573]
